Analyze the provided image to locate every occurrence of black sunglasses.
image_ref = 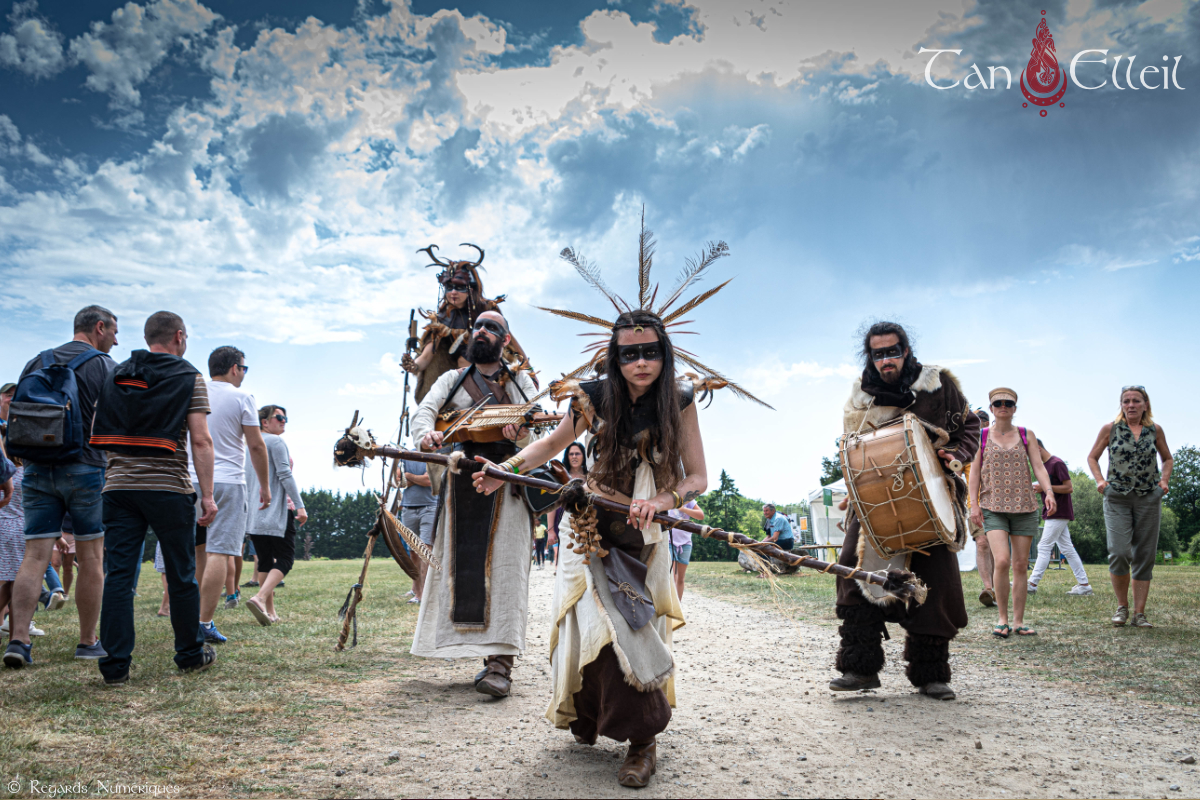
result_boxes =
[617,343,664,364]
[273,414,288,423]
[991,399,1016,408]
[472,319,507,337]
[239,364,249,373]
[446,282,470,293]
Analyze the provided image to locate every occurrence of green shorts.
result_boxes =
[981,509,1040,537]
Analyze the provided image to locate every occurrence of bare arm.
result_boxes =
[681,505,705,521]
[1156,425,1173,491]
[243,425,271,509]
[404,471,432,488]
[188,412,218,526]
[408,341,434,373]
[473,411,587,491]
[1086,423,1112,492]
[968,446,983,527]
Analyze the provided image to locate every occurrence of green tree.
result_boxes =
[1067,470,1107,563]
[820,455,843,486]
[693,470,744,561]
[1166,445,1200,550]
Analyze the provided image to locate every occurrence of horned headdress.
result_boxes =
[538,210,772,409]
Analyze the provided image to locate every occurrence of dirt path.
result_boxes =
[295,567,1199,799]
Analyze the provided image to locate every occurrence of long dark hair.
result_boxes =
[858,320,920,385]
[563,441,588,476]
[591,309,684,493]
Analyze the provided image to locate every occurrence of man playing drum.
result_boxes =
[830,322,980,701]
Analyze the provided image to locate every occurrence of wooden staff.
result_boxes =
[335,437,925,602]
[335,532,377,652]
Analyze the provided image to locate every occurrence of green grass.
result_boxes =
[686,559,1200,706]
[0,559,422,798]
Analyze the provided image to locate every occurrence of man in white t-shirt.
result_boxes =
[188,346,269,644]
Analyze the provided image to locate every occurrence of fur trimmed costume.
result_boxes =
[835,364,980,686]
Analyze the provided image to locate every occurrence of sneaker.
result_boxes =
[3,641,32,669]
[1132,613,1154,628]
[48,590,67,610]
[1026,583,1038,595]
[1112,605,1129,627]
[75,641,107,660]
[224,591,240,610]
[276,581,285,588]
[29,623,46,637]
[1067,584,1094,596]
[181,643,217,673]
[201,621,228,644]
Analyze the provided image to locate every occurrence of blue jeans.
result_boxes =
[44,563,63,594]
[99,490,205,678]
[21,462,106,541]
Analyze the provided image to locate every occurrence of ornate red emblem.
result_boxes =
[1020,11,1067,115]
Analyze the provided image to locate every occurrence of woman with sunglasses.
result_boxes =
[1086,386,1173,628]
[968,388,1056,639]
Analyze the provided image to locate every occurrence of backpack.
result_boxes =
[6,348,105,464]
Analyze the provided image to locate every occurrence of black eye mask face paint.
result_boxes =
[871,345,904,362]
[617,343,664,365]
[472,319,507,337]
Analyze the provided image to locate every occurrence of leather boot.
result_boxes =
[475,655,513,697]
[828,672,881,691]
[617,739,656,788]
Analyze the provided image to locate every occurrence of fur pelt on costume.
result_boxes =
[843,364,958,437]
[903,633,951,686]
[834,604,887,676]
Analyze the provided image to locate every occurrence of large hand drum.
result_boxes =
[839,413,956,559]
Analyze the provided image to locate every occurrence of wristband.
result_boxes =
[672,490,683,509]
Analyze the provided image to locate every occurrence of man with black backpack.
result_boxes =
[3,306,117,668]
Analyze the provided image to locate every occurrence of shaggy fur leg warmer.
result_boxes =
[834,604,886,676]
[903,633,951,687]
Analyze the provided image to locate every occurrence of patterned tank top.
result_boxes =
[979,435,1038,514]
[1106,421,1160,496]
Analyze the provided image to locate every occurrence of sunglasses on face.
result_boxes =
[871,346,904,362]
[273,414,287,423]
[992,399,1016,408]
[238,364,249,373]
[472,319,507,337]
[617,343,663,364]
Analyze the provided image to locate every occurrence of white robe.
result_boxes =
[545,459,686,729]
[409,367,539,659]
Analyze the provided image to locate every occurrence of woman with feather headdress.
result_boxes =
[472,213,770,789]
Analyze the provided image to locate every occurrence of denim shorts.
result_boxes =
[671,542,693,565]
[21,462,106,541]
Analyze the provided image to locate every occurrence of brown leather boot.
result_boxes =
[617,739,656,788]
[475,655,513,697]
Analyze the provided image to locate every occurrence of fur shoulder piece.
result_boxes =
[843,365,947,433]
[549,378,597,430]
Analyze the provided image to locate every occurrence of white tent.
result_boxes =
[807,480,847,561]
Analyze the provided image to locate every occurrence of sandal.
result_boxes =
[1014,626,1037,636]
[992,624,1011,639]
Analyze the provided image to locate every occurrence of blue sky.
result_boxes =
[2,0,1197,502]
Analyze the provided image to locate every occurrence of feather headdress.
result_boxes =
[537,209,772,409]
